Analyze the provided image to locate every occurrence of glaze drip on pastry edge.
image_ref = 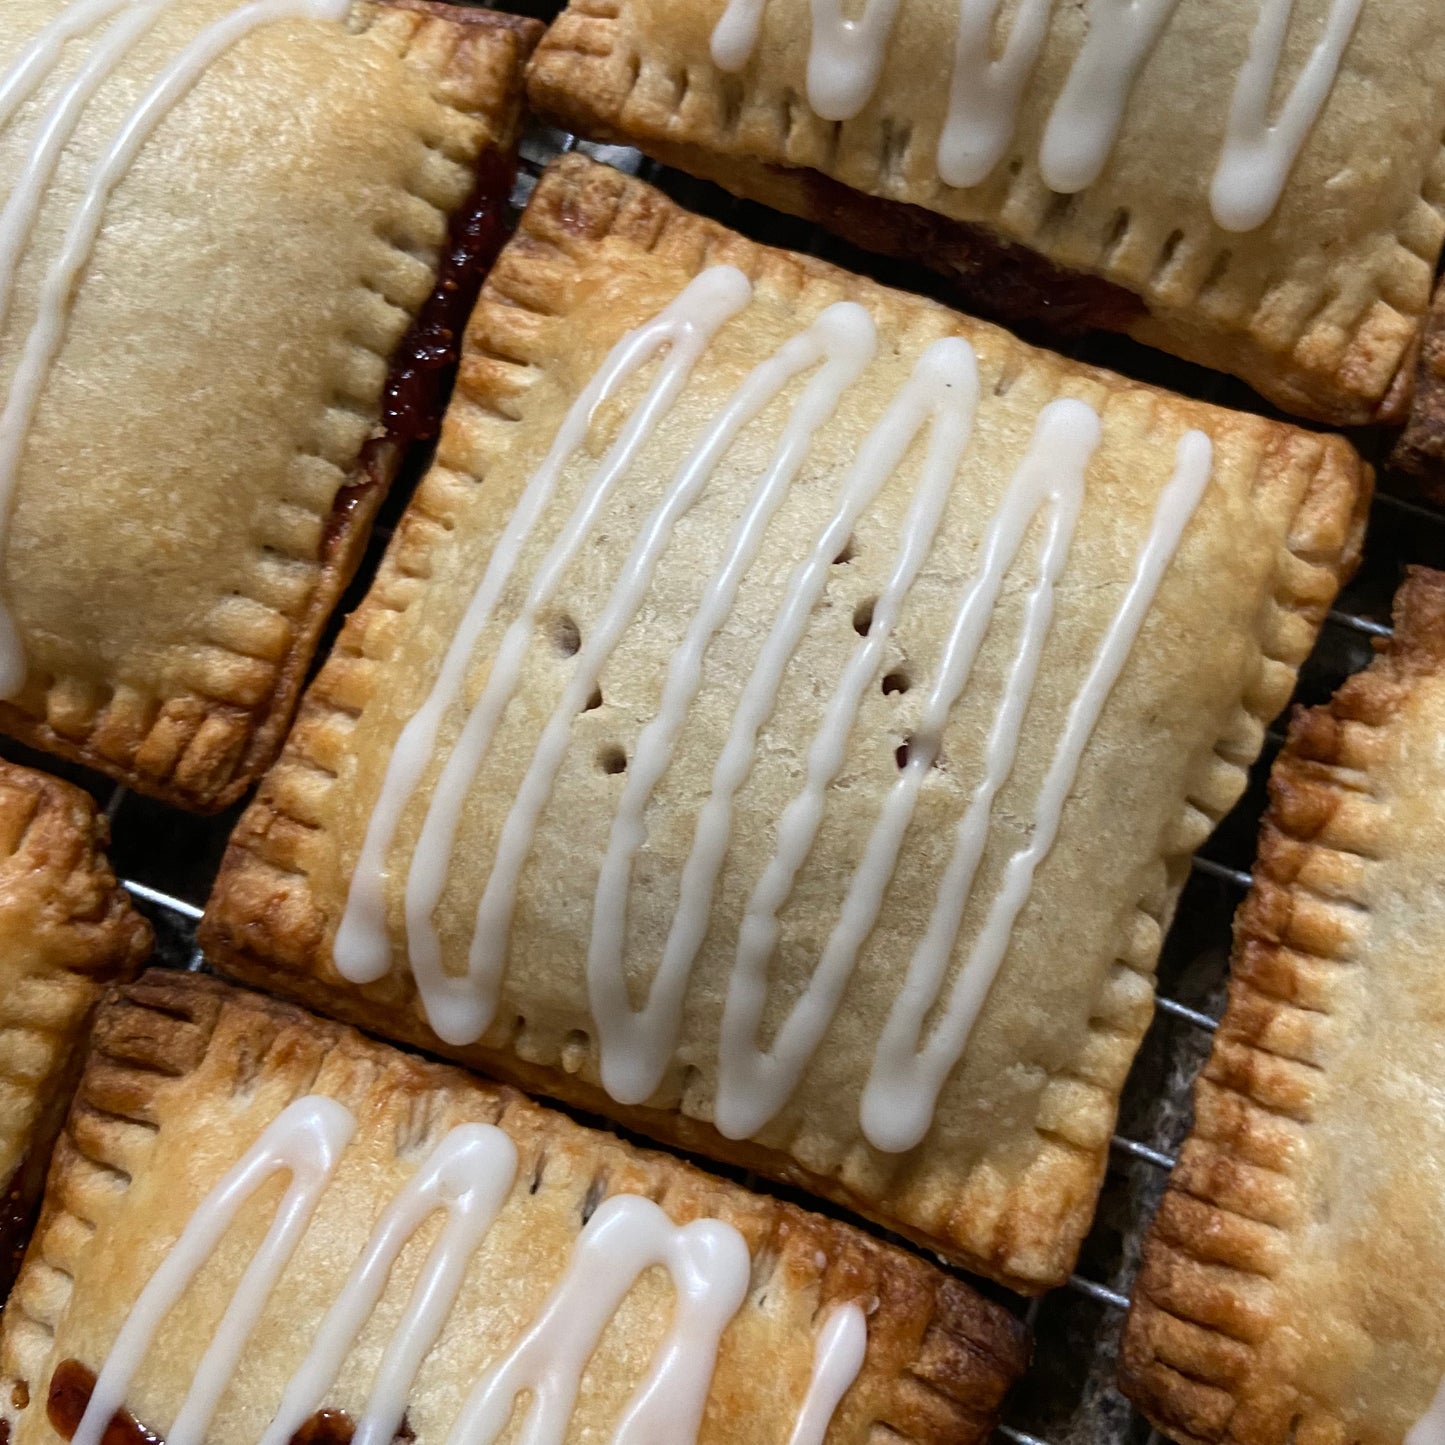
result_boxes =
[337,265,1214,1155]
[0,0,353,697]
[69,1096,866,1445]
[710,0,1365,233]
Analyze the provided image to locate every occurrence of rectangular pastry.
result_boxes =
[0,970,1027,1445]
[1120,567,1445,1444]
[526,0,1445,429]
[200,154,1370,1292]
[0,758,150,1294]
[0,0,540,811]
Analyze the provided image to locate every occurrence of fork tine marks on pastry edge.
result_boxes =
[73,1096,357,1445]
[861,427,1213,1152]
[0,0,353,698]
[332,267,752,1007]
[715,395,1098,1143]
[85,1095,866,1445]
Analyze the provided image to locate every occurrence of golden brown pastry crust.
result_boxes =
[0,760,150,1293]
[201,154,1369,1294]
[0,1,539,813]
[526,0,1445,428]
[1121,567,1445,1443]
[0,971,1026,1445]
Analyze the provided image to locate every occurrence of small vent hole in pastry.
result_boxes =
[833,535,857,566]
[583,684,603,713]
[597,744,627,775]
[895,735,919,770]
[529,1152,547,1196]
[551,613,581,657]
[882,668,911,696]
[853,597,876,636]
[581,1175,608,1225]
[1156,228,1186,279]
[12,1384,28,1410]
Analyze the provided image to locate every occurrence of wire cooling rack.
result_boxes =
[7,32,1444,1442]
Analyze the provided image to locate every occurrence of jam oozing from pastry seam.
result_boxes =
[711,0,1363,232]
[328,149,519,560]
[789,163,1145,337]
[334,264,1214,1153]
[68,1098,866,1445]
[48,1363,388,1445]
[0,0,353,698]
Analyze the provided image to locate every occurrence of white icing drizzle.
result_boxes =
[443,1194,751,1445]
[333,266,752,1040]
[716,390,1080,1144]
[0,0,169,334]
[625,334,980,1112]
[258,1124,520,1445]
[86,1095,859,1445]
[786,1304,868,1445]
[937,0,1055,190]
[0,0,143,131]
[73,1097,357,1445]
[339,274,1216,1153]
[1409,1376,1445,1445]
[861,427,1214,1152]
[713,0,1356,228]
[579,302,877,1104]
[711,0,902,121]
[1037,0,1183,194]
[712,338,983,1141]
[0,0,354,698]
[1210,0,1364,232]
[465,301,879,1104]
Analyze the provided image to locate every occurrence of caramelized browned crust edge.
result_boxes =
[1118,567,1445,1443]
[524,0,1445,429]
[1390,275,1445,500]
[0,971,1027,1444]
[0,3,540,814]
[200,153,1371,1293]
[0,759,152,1291]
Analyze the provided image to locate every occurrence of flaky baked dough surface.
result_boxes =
[202,155,1369,1292]
[0,759,149,1272]
[0,0,537,810]
[1122,567,1445,1443]
[0,972,1026,1445]
[527,0,1445,426]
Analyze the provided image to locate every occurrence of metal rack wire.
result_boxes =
[5,90,1443,1445]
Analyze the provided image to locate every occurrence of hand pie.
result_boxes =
[526,0,1445,429]
[0,0,540,812]
[1120,567,1445,1443]
[0,758,149,1294]
[200,154,1369,1292]
[0,971,1026,1445]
